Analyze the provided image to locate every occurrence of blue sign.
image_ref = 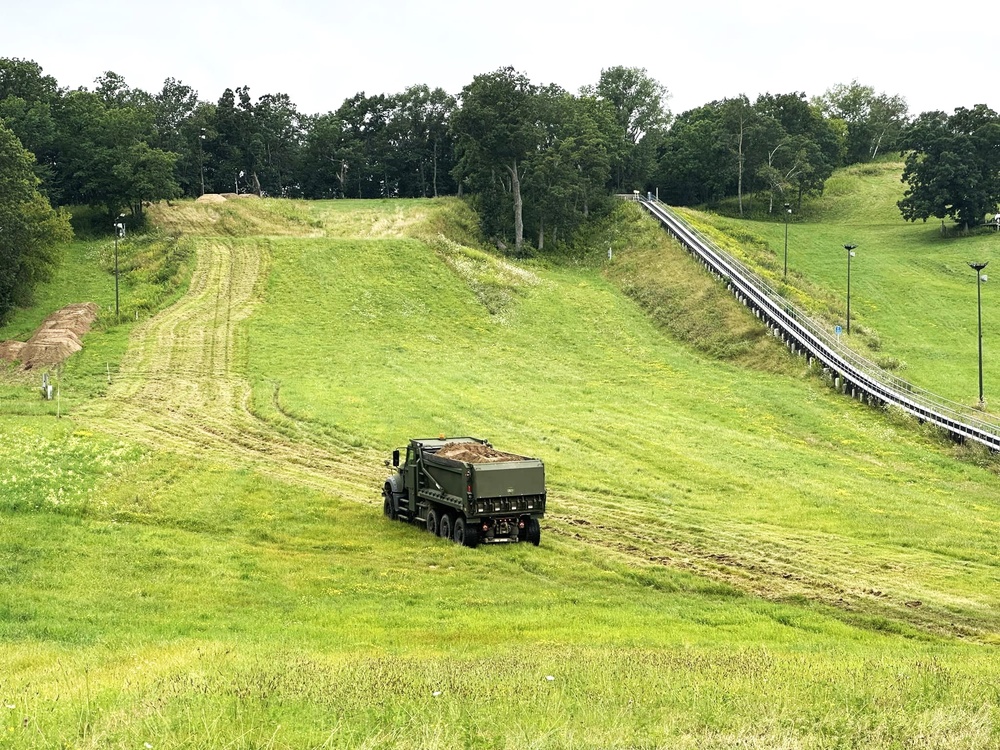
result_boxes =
[835,325,843,335]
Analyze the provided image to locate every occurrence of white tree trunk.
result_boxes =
[507,161,524,254]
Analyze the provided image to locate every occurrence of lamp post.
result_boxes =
[199,128,206,196]
[783,202,791,280]
[969,261,989,407]
[113,216,126,319]
[844,244,857,334]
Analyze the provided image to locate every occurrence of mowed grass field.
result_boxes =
[696,160,1000,408]
[1,195,999,748]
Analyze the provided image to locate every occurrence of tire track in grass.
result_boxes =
[545,449,997,640]
[75,209,996,642]
[78,237,383,499]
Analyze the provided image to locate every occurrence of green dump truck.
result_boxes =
[382,437,546,547]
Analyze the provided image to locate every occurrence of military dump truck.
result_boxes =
[382,437,546,547]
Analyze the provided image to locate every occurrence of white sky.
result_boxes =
[2,0,994,118]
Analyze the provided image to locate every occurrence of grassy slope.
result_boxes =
[1,197,999,748]
[0,229,194,415]
[700,160,1000,407]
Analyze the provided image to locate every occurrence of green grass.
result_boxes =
[3,445,999,748]
[0,226,193,413]
[697,160,1000,407]
[2,196,1000,747]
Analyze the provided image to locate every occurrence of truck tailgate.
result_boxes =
[472,460,545,498]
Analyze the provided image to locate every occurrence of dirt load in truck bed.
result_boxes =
[435,442,526,463]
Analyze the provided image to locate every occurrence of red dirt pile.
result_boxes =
[0,302,99,370]
[435,442,525,463]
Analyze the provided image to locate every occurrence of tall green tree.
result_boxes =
[54,83,180,217]
[390,85,457,198]
[300,111,352,198]
[210,86,258,194]
[524,88,615,249]
[657,102,735,205]
[333,92,394,198]
[452,67,541,254]
[251,92,304,196]
[658,93,840,212]
[0,123,71,322]
[814,81,909,165]
[720,95,759,216]
[150,78,201,195]
[753,92,840,209]
[898,105,1000,229]
[583,66,670,191]
[0,58,63,199]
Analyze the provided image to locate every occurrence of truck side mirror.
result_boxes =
[392,449,400,467]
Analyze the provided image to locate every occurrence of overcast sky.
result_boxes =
[2,0,994,118]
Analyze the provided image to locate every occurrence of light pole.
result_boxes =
[969,261,989,407]
[783,202,791,280]
[199,128,206,196]
[114,216,126,319]
[844,244,857,334]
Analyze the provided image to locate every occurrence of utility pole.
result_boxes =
[783,203,791,280]
[969,261,989,407]
[199,128,207,196]
[114,216,126,319]
[844,244,857,334]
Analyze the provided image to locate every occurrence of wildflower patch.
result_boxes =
[0,421,144,514]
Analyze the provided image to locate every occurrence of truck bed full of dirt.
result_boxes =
[434,442,527,463]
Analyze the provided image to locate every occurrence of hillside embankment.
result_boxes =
[67,196,999,643]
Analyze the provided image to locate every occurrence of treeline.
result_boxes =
[657,86,907,211]
[2,58,921,235]
[8,54,999,325]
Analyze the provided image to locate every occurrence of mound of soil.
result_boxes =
[0,302,99,370]
[196,193,227,203]
[0,340,25,361]
[435,442,525,463]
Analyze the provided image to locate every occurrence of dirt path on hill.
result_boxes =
[77,238,382,499]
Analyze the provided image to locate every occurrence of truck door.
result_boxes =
[405,445,418,511]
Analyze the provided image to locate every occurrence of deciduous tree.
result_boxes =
[0,58,63,198]
[584,66,670,191]
[0,123,71,322]
[452,67,541,254]
[898,105,1000,229]
[815,81,908,165]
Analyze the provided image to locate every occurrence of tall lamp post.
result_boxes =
[969,261,989,407]
[113,216,126,319]
[199,128,206,196]
[783,202,791,280]
[844,244,857,334]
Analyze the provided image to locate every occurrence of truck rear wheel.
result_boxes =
[526,518,541,546]
[439,513,453,541]
[426,508,439,536]
[453,517,479,548]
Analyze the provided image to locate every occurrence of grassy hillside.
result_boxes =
[1,196,999,748]
[695,160,1000,408]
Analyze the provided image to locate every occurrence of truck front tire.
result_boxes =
[382,485,397,520]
